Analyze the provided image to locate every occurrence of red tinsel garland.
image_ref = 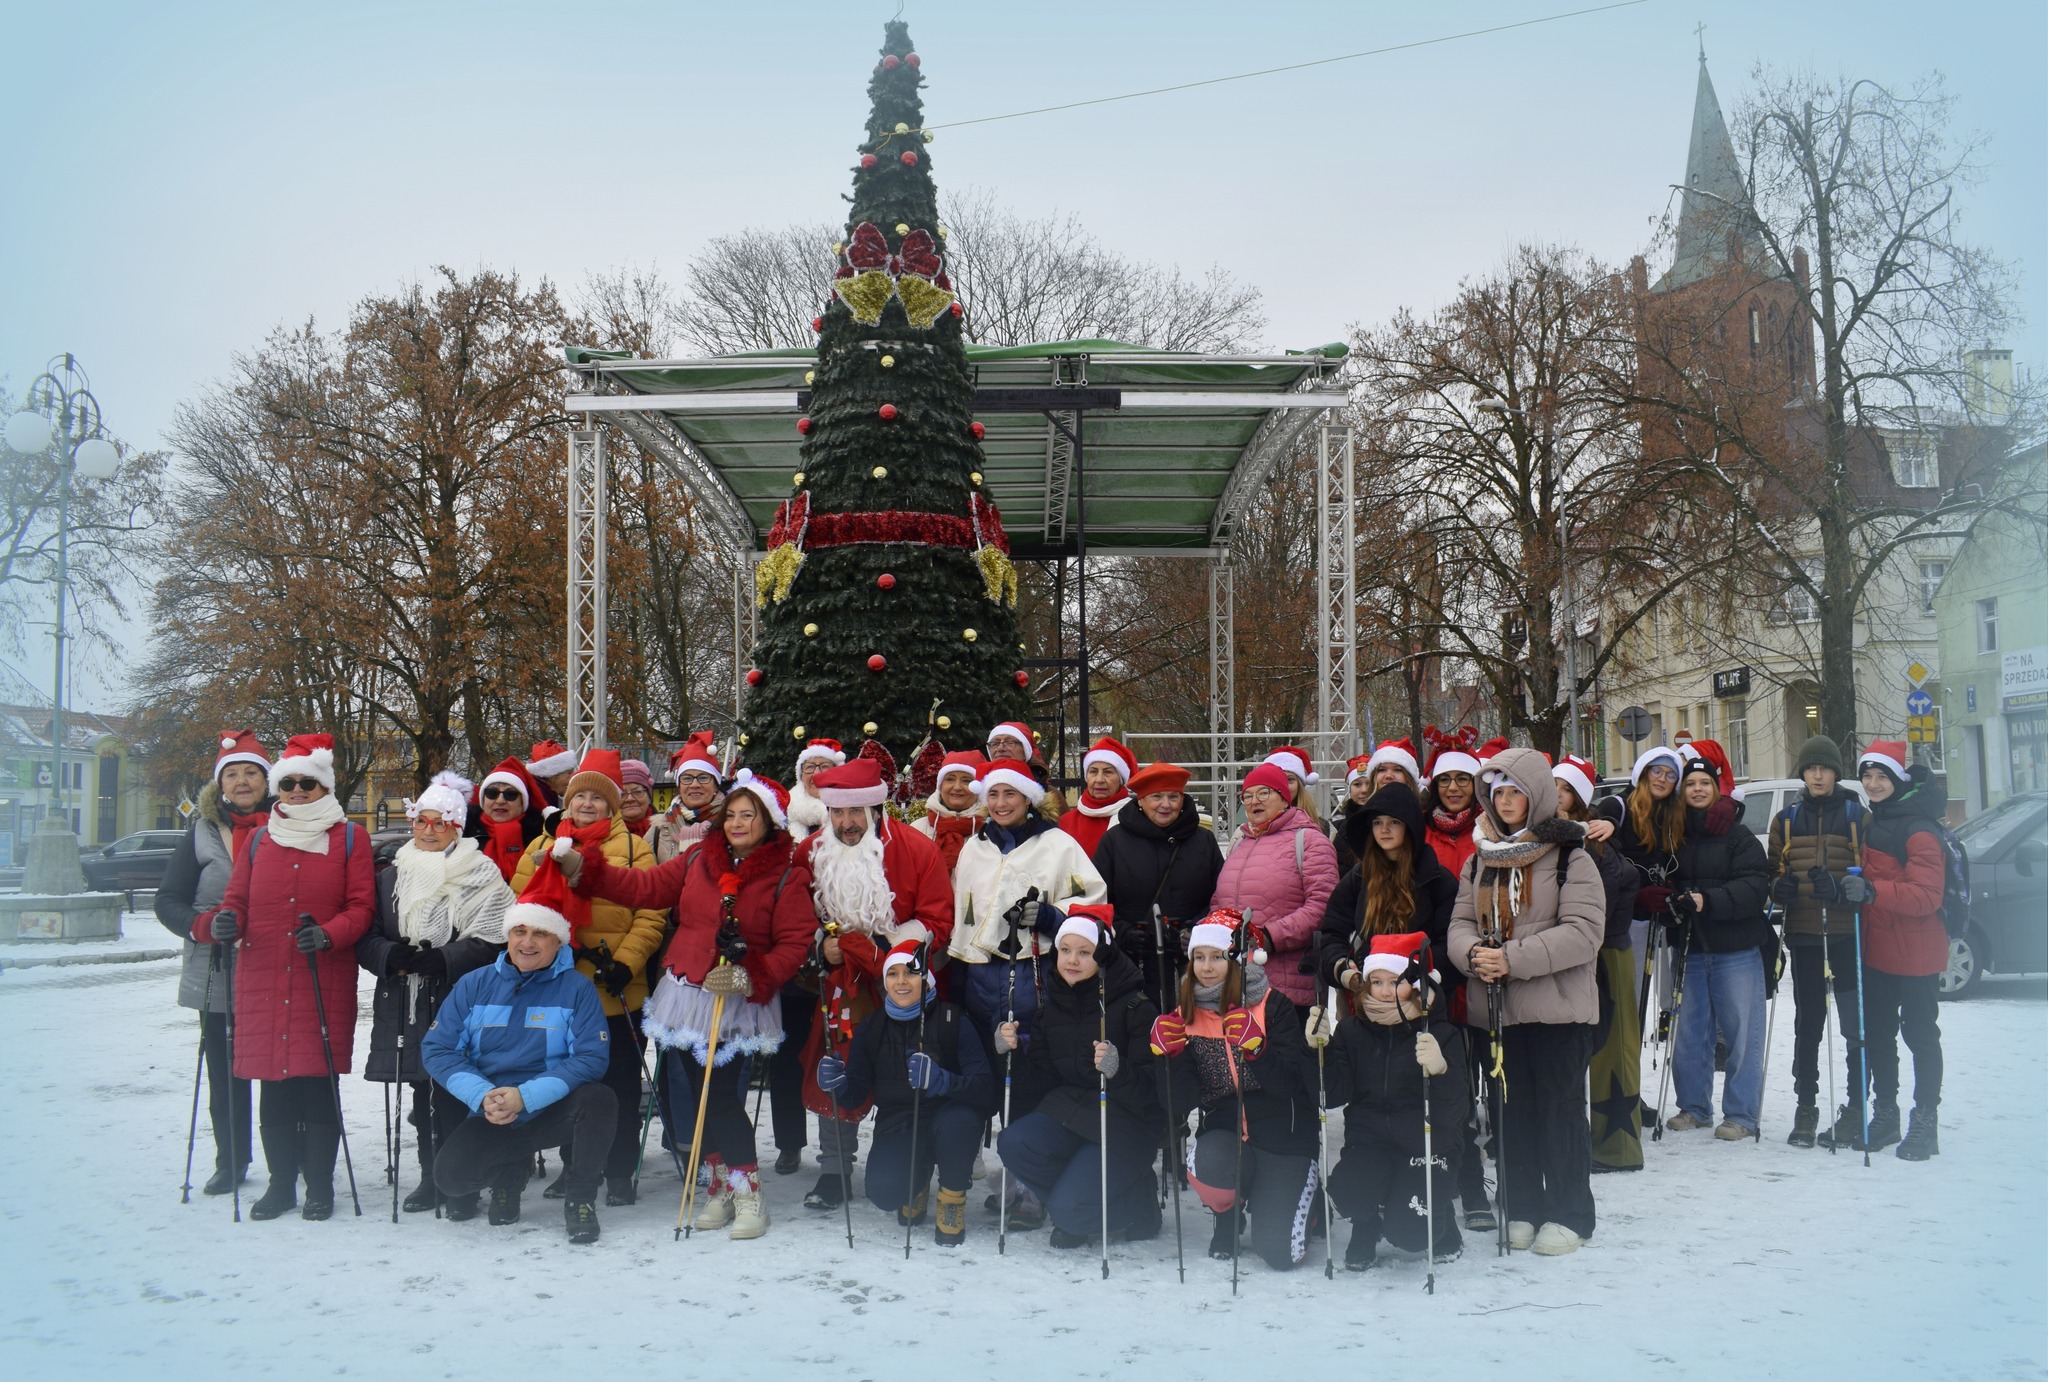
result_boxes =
[764,494,1011,555]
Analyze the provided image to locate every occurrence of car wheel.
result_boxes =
[1937,931,1983,1000]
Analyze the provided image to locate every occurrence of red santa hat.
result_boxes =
[726,769,791,831]
[1363,738,1419,782]
[669,731,721,780]
[1055,903,1115,953]
[563,748,623,815]
[406,770,473,828]
[476,756,540,810]
[503,836,582,944]
[1187,906,1268,966]
[985,721,1037,757]
[972,757,1045,806]
[1552,754,1599,809]
[795,737,847,773]
[526,739,578,780]
[814,758,889,808]
[1262,744,1320,785]
[1857,739,1910,785]
[269,732,336,793]
[1081,736,1137,785]
[881,938,936,989]
[1688,739,1738,798]
[1423,732,1483,781]
[933,750,985,788]
[213,729,270,783]
[1344,753,1373,785]
[1358,930,1436,984]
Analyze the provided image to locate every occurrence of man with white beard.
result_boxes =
[761,739,849,1174]
[789,757,954,1210]
[785,738,846,843]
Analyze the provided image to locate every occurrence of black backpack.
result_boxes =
[1928,822,1973,938]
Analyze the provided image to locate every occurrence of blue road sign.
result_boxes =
[1906,689,1934,716]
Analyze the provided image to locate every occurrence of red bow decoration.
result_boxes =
[846,222,890,270]
[898,229,940,277]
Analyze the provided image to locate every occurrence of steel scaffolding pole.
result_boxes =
[1208,557,1235,827]
[732,552,760,724]
[565,428,608,752]
[1315,423,1358,790]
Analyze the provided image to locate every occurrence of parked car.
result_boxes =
[1941,790,2048,999]
[1737,778,1869,849]
[80,830,189,892]
[370,826,413,870]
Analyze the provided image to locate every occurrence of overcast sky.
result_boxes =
[3,0,2042,708]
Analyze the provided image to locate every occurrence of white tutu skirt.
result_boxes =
[641,971,783,1067]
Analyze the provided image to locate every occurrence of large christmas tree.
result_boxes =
[739,20,1026,780]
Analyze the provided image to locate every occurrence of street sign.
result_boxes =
[1617,705,1654,742]
[1906,689,1933,717]
[1902,659,1933,688]
[1908,713,1938,744]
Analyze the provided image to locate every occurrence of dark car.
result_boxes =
[1941,790,2048,999]
[80,830,189,893]
[370,826,413,870]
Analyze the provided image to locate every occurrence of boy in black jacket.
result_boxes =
[1317,932,1469,1272]
[819,939,993,1245]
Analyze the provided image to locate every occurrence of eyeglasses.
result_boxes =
[412,815,455,829]
[1240,787,1280,803]
[277,777,322,793]
[480,787,523,802]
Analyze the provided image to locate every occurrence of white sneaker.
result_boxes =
[1507,1220,1536,1251]
[1531,1222,1582,1256]
[730,1189,770,1240]
[691,1186,734,1230]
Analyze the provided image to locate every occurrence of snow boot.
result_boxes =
[1207,1208,1239,1261]
[488,1182,522,1226]
[605,1176,637,1207]
[201,1165,246,1197]
[564,1198,601,1245]
[730,1174,770,1241]
[1531,1222,1582,1256]
[248,1121,300,1220]
[402,1182,439,1214]
[298,1121,339,1221]
[1714,1120,1750,1141]
[804,1174,846,1210]
[934,1187,967,1247]
[1462,1195,1497,1232]
[1343,1230,1378,1272]
[1004,1185,1046,1230]
[1049,1226,1091,1250]
[774,1147,803,1176]
[897,1182,930,1227]
[444,1193,481,1222]
[1120,1190,1163,1242]
[1507,1220,1537,1251]
[542,1165,570,1199]
[1895,1107,1939,1161]
[1816,1103,1866,1151]
[1863,1101,1903,1152]
[1664,1111,1706,1132]
[1786,1104,1819,1148]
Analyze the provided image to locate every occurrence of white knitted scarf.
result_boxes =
[392,838,509,947]
[267,794,347,854]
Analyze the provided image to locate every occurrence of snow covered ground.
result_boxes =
[1,946,2042,1381]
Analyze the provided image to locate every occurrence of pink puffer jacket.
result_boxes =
[1212,806,1340,1006]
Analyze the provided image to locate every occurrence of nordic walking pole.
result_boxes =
[1651,917,1691,1143]
[631,1043,661,1198]
[1221,1017,1247,1296]
[816,922,856,1250]
[996,897,1030,1256]
[1399,960,1438,1295]
[1096,928,1110,1282]
[297,914,362,1217]
[214,916,245,1222]
[391,1076,404,1223]
[1848,867,1872,1168]
[676,990,728,1240]
[1482,901,1508,1257]
[1757,911,1780,1146]
[1151,905,1184,1283]
[904,965,930,1261]
[182,951,215,1203]
[1315,983,1335,1282]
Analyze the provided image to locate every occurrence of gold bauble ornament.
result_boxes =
[804,370,815,384]
[937,227,949,240]
[804,623,820,636]
[872,466,888,479]
[937,715,952,730]
[793,471,806,485]
[793,726,806,739]
[880,354,895,368]
[893,122,909,134]
[970,472,982,484]
[894,222,909,235]
[963,628,978,642]
[863,721,878,735]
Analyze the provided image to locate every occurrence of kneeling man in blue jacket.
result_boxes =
[424,847,616,1243]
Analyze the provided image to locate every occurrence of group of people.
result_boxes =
[154,716,1951,1267]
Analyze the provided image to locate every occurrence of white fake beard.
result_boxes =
[809,816,895,934]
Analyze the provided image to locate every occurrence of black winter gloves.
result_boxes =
[1806,867,1841,903]
[411,946,449,979]
[381,940,420,976]
[210,910,239,943]
[595,958,634,996]
[295,924,333,954]
[1770,873,1801,905]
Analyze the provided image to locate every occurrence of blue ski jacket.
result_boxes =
[422,945,610,1122]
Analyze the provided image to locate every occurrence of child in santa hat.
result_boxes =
[817,939,995,1244]
[1315,933,1468,1271]
[1152,908,1320,1271]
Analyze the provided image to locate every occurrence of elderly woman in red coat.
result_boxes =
[565,768,814,1241]
[193,733,375,1221]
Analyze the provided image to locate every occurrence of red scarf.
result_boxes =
[480,816,529,879]
[226,807,270,860]
[1431,804,1477,837]
[624,815,652,838]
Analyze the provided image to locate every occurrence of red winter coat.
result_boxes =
[1860,790,1949,977]
[194,821,376,1081]
[577,830,815,1008]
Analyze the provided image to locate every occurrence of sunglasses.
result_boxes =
[277,777,323,793]
[480,787,523,802]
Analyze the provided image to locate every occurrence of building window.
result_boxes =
[1748,305,1761,353]
[1776,561,1822,624]
[1919,560,1947,613]
[1979,597,1999,652]
[1726,699,1750,777]
[1890,434,1939,488]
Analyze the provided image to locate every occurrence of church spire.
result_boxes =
[1654,56,1766,292]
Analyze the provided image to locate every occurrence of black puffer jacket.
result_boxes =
[1162,969,1319,1157]
[1323,991,1470,1153]
[1598,793,1683,920]
[1092,795,1224,982]
[1020,949,1160,1155]
[358,868,504,1083]
[835,998,996,1132]
[1671,797,1772,954]
[1315,784,1458,990]
[1586,839,1642,948]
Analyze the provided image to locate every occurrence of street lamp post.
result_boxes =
[5,354,120,900]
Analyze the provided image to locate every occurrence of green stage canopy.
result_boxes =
[564,339,1350,556]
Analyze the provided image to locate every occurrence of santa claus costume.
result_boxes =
[1058,736,1136,857]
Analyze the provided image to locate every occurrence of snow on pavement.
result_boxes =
[0,956,2042,1381]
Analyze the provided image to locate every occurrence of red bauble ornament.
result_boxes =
[877,573,897,590]
[860,153,877,169]
[796,416,813,435]
[745,668,763,686]
[1014,671,1030,687]
[900,150,918,166]
[878,404,898,420]
[811,316,823,331]
[906,53,920,67]
[950,302,964,318]
[868,654,888,672]
[970,420,985,440]
[882,54,900,69]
